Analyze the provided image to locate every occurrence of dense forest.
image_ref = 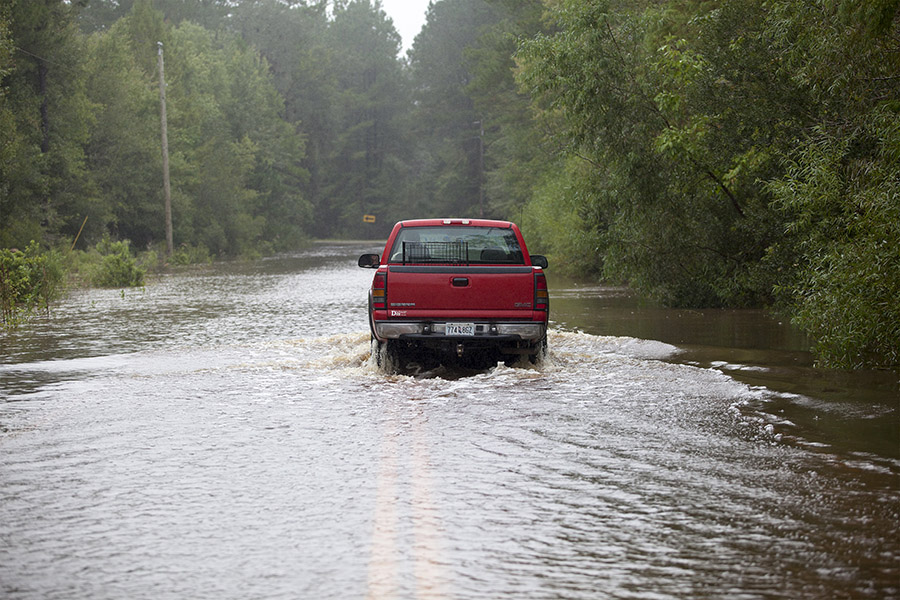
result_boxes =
[1,0,898,371]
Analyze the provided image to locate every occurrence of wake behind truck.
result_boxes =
[358,218,549,370]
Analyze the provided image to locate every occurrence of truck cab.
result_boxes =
[359,219,549,370]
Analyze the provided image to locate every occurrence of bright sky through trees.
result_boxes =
[380,0,431,52]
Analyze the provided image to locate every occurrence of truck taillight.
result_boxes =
[372,272,386,309]
[535,272,548,311]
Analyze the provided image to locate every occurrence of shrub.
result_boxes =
[170,243,212,266]
[0,241,66,329]
[91,236,145,288]
[768,111,900,371]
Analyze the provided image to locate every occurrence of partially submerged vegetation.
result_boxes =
[0,242,65,328]
[0,237,218,330]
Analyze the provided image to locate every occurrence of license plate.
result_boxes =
[445,323,476,336]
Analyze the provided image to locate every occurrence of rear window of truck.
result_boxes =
[388,226,525,265]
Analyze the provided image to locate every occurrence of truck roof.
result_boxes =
[396,218,515,228]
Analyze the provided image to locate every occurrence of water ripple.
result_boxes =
[1,249,896,599]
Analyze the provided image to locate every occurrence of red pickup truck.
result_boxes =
[358,218,549,370]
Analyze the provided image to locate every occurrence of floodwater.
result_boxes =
[1,243,897,599]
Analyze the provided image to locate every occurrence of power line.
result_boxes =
[12,45,71,70]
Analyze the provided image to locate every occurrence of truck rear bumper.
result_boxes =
[374,321,545,342]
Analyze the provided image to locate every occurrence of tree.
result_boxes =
[764,0,900,369]
[229,0,333,237]
[78,0,229,33]
[0,0,94,249]
[465,0,547,219]
[407,0,503,218]
[517,0,802,306]
[516,0,899,368]
[323,0,410,237]
[160,20,308,255]
[0,4,30,246]
[81,16,162,248]
[80,2,310,256]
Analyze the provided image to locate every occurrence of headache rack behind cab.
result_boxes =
[402,241,469,265]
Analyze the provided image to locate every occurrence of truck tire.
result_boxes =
[372,337,403,372]
[529,334,548,365]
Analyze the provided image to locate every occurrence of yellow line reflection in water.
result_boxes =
[366,404,445,599]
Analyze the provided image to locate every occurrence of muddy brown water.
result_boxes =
[1,243,897,599]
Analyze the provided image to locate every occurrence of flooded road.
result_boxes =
[1,243,897,599]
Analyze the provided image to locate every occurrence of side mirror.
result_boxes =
[531,255,549,269]
[358,253,380,268]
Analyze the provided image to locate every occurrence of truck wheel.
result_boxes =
[372,337,386,368]
[372,337,401,372]
[528,335,548,365]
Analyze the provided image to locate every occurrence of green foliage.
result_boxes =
[0,241,65,329]
[768,113,900,370]
[229,1,333,238]
[170,243,211,266]
[465,0,546,218]
[516,0,798,307]
[79,0,230,34]
[406,0,505,219]
[517,155,605,278]
[2,0,312,259]
[81,17,162,248]
[0,6,17,220]
[758,0,900,369]
[323,0,411,238]
[515,0,899,368]
[1,0,94,249]
[90,235,145,288]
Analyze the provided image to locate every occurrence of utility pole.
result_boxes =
[474,120,484,217]
[158,42,173,257]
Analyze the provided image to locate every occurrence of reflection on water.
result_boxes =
[0,244,897,599]
[548,274,899,460]
[549,278,809,353]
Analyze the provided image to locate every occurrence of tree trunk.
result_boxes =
[39,61,50,153]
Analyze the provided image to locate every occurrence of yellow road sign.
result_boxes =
[363,214,376,223]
